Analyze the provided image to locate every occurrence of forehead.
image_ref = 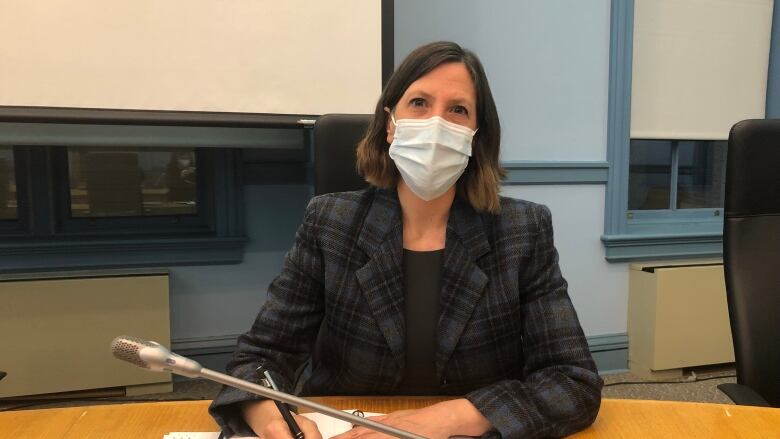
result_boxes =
[402,62,476,102]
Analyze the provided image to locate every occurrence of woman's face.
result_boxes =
[386,62,478,144]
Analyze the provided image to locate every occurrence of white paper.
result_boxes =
[299,410,384,438]
[163,434,254,439]
[164,410,384,439]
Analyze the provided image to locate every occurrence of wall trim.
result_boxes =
[588,332,628,352]
[0,237,247,273]
[0,121,305,150]
[0,105,314,128]
[0,267,168,282]
[602,233,723,262]
[502,160,609,185]
[767,0,780,117]
[604,0,635,237]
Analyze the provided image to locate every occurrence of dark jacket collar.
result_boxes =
[356,187,490,260]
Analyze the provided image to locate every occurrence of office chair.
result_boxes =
[295,114,372,390]
[313,114,371,195]
[718,119,780,407]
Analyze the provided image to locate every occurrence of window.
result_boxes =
[0,144,243,270]
[628,140,672,210]
[66,148,198,218]
[676,141,727,209]
[628,140,727,211]
[0,146,16,220]
[602,0,773,261]
[38,146,217,238]
[0,107,314,272]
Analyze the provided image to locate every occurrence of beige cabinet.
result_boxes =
[628,260,734,379]
[0,271,172,397]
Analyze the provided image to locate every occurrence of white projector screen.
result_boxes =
[0,0,383,116]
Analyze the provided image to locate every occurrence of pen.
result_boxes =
[257,367,305,439]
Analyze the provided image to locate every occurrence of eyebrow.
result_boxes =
[405,89,475,108]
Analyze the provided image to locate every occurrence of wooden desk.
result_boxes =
[0,398,778,438]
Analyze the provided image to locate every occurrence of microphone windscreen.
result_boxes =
[111,335,154,369]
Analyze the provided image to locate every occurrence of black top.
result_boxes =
[397,248,444,395]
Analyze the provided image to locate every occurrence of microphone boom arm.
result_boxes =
[111,336,426,439]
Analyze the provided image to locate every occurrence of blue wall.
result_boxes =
[170,179,311,352]
[395,0,610,161]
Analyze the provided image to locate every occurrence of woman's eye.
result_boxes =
[410,98,426,107]
[452,105,469,115]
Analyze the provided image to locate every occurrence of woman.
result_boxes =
[209,41,602,439]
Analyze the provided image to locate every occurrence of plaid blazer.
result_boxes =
[210,187,602,439]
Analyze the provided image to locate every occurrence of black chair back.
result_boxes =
[313,114,371,195]
[723,119,780,406]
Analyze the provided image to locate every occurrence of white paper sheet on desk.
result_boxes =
[164,410,384,439]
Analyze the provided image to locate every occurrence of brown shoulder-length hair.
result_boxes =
[356,41,505,214]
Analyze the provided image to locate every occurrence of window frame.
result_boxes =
[602,0,728,262]
[0,109,268,272]
[53,146,214,235]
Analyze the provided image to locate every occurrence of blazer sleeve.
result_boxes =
[465,204,603,439]
[209,197,326,437]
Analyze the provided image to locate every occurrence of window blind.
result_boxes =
[631,0,773,140]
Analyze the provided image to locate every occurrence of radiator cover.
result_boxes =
[628,260,734,379]
[0,271,171,397]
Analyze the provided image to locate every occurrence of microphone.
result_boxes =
[111,335,202,377]
[111,336,426,439]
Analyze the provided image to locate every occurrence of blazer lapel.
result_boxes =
[353,190,491,376]
[436,198,490,377]
[354,189,406,371]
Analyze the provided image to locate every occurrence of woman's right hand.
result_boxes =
[242,400,323,439]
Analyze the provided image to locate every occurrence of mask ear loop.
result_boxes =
[387,110,398,149]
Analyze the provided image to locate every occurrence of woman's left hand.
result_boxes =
[331,399,493,439]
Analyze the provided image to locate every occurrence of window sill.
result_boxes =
[602,232,723,262]
[0,236,247,273]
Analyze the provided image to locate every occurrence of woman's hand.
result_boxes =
[331,399,492,439]
[242,400,323,439]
